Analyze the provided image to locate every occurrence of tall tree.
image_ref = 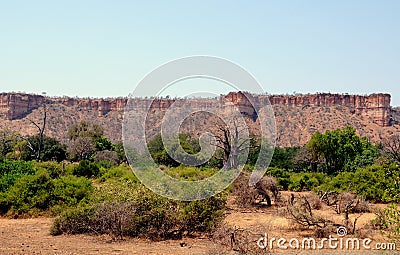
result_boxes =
[147,133,200,167]
[212,116,250,169]
[67,120,103,141]
[381,134,400,163]
[21,135,67,162]
[26,104,47,161]
[67,121,104,161]
[306,126,370,174]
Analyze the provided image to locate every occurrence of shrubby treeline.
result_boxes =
[1,121,400,241]
[0,121,126,164]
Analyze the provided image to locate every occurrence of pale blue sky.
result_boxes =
[0,1,399,105]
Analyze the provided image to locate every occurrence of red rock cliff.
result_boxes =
[224,91,392,127]
[0,92,393,127]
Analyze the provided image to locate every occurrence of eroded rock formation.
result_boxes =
[1,92,392,127]
[224,91,392,127]
[0,91,397,147]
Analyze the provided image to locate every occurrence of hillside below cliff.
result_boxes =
[1,92,399,147]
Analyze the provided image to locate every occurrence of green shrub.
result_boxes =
[130,188,182,239]
[0,168,93,216]
[51,181,227,240]
[73,160,100,178]
[320,165,385,201]
[34,161,63,178]
[305,126,377,174]
[269,147,301,170]
[381,163,400,203]
[97,165,137,183]
[181,194,227,234]
[265,167,291,190]
[373,204,400,242]
[52,175,93,208]
[165,165,217,181]
[1,170,53,215]
[51,205,97,235]
[287,172,329,192]
[20,135,67,162]
[0,160,35,192]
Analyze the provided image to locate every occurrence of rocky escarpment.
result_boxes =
[0,92,398,147]
[0,93,127,119]
[224,91,392,127]
[1,92,393,127]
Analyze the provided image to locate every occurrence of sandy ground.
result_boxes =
[0,218,213,255]
[0,195,397,255]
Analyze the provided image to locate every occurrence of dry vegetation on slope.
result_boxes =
[1,100,400,147]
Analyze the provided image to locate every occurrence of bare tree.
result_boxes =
[25,103,47,161]
[381,134,400,163]
[295,146,325,172]
[212,116,251,169]
[286,194,330,229]
[67,120,104,161]
[68,136,96,161]
[318,190,369,234]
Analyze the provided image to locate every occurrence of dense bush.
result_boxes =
[164,165,217,181]
[180,195,226,234]
[51,181,227,239]
[0,170,53,215]
[287,172,329,192]
[320,169,382,201]
[51,204,96,235]
[319,163,400,202]
[305,126,378,174]
[0,129,19,159]
[147,134,203,167]
[97,165,137,183]
[52,175,93,208]
[265,167,291,190]
[373,204,400,242]
[343,142,380,172]
[0,169,93,216]
[94,136,114,151]
[113,142,128,163]
[24,135,67,162]
[93,150,119,167]
[265,163,400,203]
[264,167,329,192]
[72,160,100,178]
[34,161,64,178]
[269,146,301,170]
[0,160,35,192]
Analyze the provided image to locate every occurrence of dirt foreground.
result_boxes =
[0,203,398,255]
[0,218,213,255]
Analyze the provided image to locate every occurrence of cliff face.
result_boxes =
[0,91,393,127]
[0,93,128,119]
[0,93,46,120]
[53,97,127,117]
[224,91,392,127]
[1,91,398,148]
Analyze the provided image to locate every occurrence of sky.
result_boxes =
[0,1,399,105]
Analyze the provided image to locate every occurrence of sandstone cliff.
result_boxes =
[224,91,392,127]
[0,92,398,147]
